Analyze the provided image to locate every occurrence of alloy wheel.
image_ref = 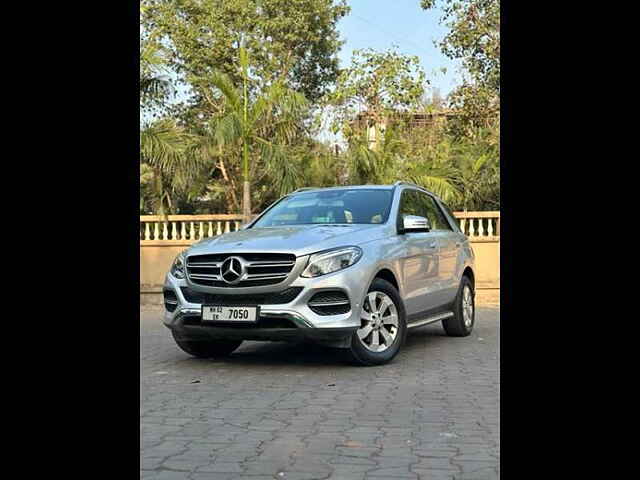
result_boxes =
[462,285,474,328]
[357,291,399,352]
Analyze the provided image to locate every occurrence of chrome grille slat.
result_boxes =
[189,273,222,280]
[308,300,351,306]
[247,261,295,267]
[245,273,288,280]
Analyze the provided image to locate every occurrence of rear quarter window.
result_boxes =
[439,201,460,231]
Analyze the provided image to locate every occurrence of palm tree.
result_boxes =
[452,128,500,210]
[208,47,309,222]
[347,125,461,204]
[346,126,401,185]
[140,31,204,215]
[140,32,173,111]
[140,119,205,215]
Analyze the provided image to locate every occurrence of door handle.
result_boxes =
[428,242,437,249]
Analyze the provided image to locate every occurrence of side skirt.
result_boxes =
[407,311,454,329]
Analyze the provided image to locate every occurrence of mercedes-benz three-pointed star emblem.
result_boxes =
[221,256,244,284]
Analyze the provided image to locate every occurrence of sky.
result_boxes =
[336,0,461,97]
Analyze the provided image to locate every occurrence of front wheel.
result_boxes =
[442,276,475,337]
[347,278,407,366]
[171,331,242,358]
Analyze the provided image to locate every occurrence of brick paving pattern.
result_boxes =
[141,307,500,479]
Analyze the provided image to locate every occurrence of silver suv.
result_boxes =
[163,182,476,365]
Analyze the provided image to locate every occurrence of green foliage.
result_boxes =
[205,52,310,211]
[140,119,207,215]
[452,126,500,210]
[421,0,500,136]
[328,47,427,137]
[336,104,499,211]
[324,46,475,208]
[345,125,462,206]
[140,29,174,114]
[141,0,349,109]
[139,163,155,213]
[421,0,499,93]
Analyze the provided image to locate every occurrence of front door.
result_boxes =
[396,189,440,319]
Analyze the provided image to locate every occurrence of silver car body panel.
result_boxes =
[163,184,475,330]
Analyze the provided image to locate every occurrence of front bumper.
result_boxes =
[168,308,357,345]
[163,266,367,345]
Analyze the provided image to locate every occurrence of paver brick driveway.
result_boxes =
[141,306,500,480]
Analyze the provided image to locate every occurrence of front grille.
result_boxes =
[203,287,303,305]
[163,289,178,312]
[186,253,296,288]
[308,291,351,316]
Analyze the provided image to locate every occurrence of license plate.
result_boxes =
[201,305,259,323]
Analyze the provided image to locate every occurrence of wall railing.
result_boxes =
[140,215,244,245]
[140,211,500,245]
[454,211,500,242]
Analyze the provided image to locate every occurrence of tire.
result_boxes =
[171,331,242,358]
[442,276,475,337]
[347,278,407,366]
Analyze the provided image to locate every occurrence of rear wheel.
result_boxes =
[171,331,242,358]
[442,276,475,337]
[347,278,407,366]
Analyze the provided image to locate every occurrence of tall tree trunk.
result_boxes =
[217,157,239,212]
[241,45,251,223]
[242,141,251,223]
[243,180,251,223]
[241,135,251,222]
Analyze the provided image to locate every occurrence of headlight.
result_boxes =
[170,252,186,279]
[301,247,363,278]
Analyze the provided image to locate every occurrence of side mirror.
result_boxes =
[401,215,431,233]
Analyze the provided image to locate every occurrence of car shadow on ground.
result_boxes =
[173,323,453,369]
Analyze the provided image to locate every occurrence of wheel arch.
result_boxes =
[462,266,475,289]
[372,267,400,293]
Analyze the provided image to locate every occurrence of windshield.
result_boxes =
[252,189,394,227]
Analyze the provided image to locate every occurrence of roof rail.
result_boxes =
[393,180,421,188]
[290,187,318,194]
[393,181,441,199]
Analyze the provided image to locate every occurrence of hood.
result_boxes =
[187,224,388,257]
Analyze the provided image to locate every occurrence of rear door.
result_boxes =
[423,195,463,305]
[395,189,440,318]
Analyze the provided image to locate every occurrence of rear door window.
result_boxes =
[423,195,453,231]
